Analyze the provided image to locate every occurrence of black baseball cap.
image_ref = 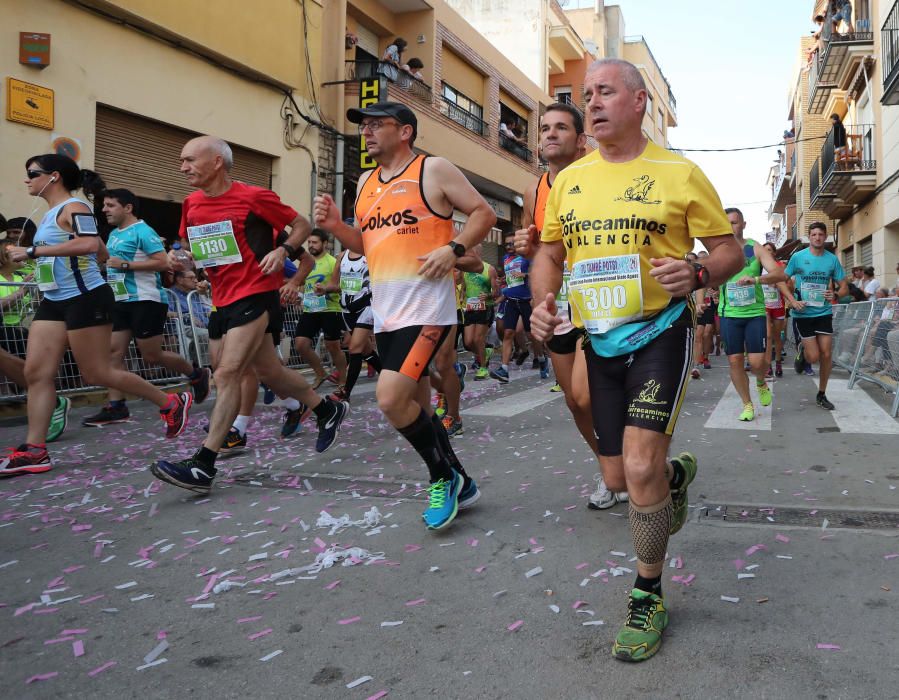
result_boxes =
[347,101,417,139]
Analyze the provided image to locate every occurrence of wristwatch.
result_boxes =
[121,262,131,271]
[447,241,466,257]
[279,242,297,258]
[690,262,709,290]
[26,246,37,259]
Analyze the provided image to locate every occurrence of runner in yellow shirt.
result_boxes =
[530,59,743,662]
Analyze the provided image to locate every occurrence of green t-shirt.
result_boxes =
[303,254,341,313]
[719,243,765,318]
[0,271,30,325]
[463,263,494,311]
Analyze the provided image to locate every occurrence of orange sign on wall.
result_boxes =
[6,77,54,130]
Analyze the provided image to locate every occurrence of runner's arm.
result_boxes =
[429,157,496,253]
[107,250,170,272]
[313,176,367,254]
[454,246,483,273]
[320,251,344,294]
[529,239,565,341]
[650,234,743,296]
[754,244,787,285]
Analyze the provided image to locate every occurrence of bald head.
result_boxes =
[586,58,646,93]
[180,135,234,193]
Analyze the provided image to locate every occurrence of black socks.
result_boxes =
[634,574,662,596]
[398,409,453,482]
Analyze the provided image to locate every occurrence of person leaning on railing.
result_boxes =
[0,243,32,359]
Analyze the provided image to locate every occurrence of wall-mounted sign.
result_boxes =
[19,33,51,67]
[52,134,82,162]
[359,77,382,170]
[6,77,54,130]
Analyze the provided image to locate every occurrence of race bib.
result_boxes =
[303,293,327,312]
[107,271,129,301]
[506,260,526,287]
[340,271,363,295]
[466,296,485,312]
[35,258,58,292]
[801,282,827,307]
[187,221,242,269]
[556,267,570,305]
[725,282,756,307]
[568,255,643,334]
[762,284,781,308]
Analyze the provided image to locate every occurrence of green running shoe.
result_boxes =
[550,382,562,393]
[612,589,668,662]
[475,367,489,381]
[757,382,772,407]
[46,396,71,444]
[669,451,697,536]
[738,403,754,422]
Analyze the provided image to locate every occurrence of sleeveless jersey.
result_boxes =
[303,253,341,313]
[339,252,371,309]
[354,155,455,332]
[34,197,105,302]
[463,262,494,311]
[534,172,552,233]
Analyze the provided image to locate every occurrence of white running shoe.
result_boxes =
[588,474,617,510]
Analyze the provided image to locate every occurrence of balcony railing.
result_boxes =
[810,156,822,203]
[499,133,531,162]
[807,52,836,114]
[820,123,877,188]
[790,145,797,175]
[883,0,899,104]
[345,60,432,103]
[439,97,487,136]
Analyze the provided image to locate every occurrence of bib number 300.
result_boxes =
[569,254,643,334]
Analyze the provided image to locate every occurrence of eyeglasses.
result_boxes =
[26,169,50,178]
[358,119,398,134]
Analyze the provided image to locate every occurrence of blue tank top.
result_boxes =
[34,197,105,301]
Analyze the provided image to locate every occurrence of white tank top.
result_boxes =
[339,252,371,309]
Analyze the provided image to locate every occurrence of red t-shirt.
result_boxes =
[179,181,298,308]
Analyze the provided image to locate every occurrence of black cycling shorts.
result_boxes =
[112,301,169,339]
[376,325,451,382]
[585,307,694,456]
[547,326,583,355]
[33,284,114,330]
[212,290,282,341]
[463,308,494,327]
[294,311,343,342]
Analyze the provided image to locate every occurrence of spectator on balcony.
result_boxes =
[831,113,849,167]
[378,37,407,83]
[862,266,881,299]
[500,116,526,146]
[404,57,424,81]
[831,0,853,35]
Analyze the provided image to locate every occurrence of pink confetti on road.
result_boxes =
[816,644,842,651]
[403,544,422,553]
[237,616,263,624]
[324,580,341,590]
[26,672,58,684]
[87,661,116,677]
[572,600,587,610]
[474,566,487,573]
[884,553,899,560]
[745,544,767,556]
[775,534,791,543]
[73,640,85,657]
[365,692,389,700]
[507,620,524,632]
[248,628,273,640]
[405,598,426,607]
[338,617,361,625]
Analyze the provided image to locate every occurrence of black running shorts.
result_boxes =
[213,290,282,340]
[377,325,451,382]
[112,301,169,339]
[585,307,694,456]
[794,314,834,339]
[294,311,343,342]
[547,326,583,355]
[33,284,114,330]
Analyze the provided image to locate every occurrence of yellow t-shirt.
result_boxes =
[541,141,730,334]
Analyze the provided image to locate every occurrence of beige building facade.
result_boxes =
[2,0,323,239]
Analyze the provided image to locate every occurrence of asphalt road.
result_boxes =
[1,354,898,699]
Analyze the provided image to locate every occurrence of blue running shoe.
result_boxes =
[151,457,216,495]
[262,384,276,405]
[455,362,466,392]
[315,399,349,453]
[422,469,462,530]
[539,357,550,380]
[489,366,510,383]
[458,476,480,510]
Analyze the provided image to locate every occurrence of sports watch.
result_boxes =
[691,262,710,290]
[26,246,37,259]
[447,241,466,257]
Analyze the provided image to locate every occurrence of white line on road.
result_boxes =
[811,378,899,434]
[462,384,564,417]
[703,381,774,431]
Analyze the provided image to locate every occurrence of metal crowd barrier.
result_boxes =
[832,298,899,417]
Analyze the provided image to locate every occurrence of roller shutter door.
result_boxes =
[355,23,379,58]
[95,105,273,203]
[859,238,873,267]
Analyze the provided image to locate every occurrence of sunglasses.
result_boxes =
[26,169,50,178]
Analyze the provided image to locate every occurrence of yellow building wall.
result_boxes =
[441,48,486,105]
[1,0,318,220]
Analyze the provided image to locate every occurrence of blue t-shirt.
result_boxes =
[106,220,166,303]
[784,248,845,318]
[34,197,105,302]
[502,254,531,300]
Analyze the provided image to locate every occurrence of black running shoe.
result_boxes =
[515,350,529,366]
[151,457,216,494]
[816,393,835,410]
[315,399,349,453]
[190,367,212,403]
[82,403,130,427]
[161,392,192,439]
[794,345,805,375]
[281,403,310,438]
[219,428,247,454]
